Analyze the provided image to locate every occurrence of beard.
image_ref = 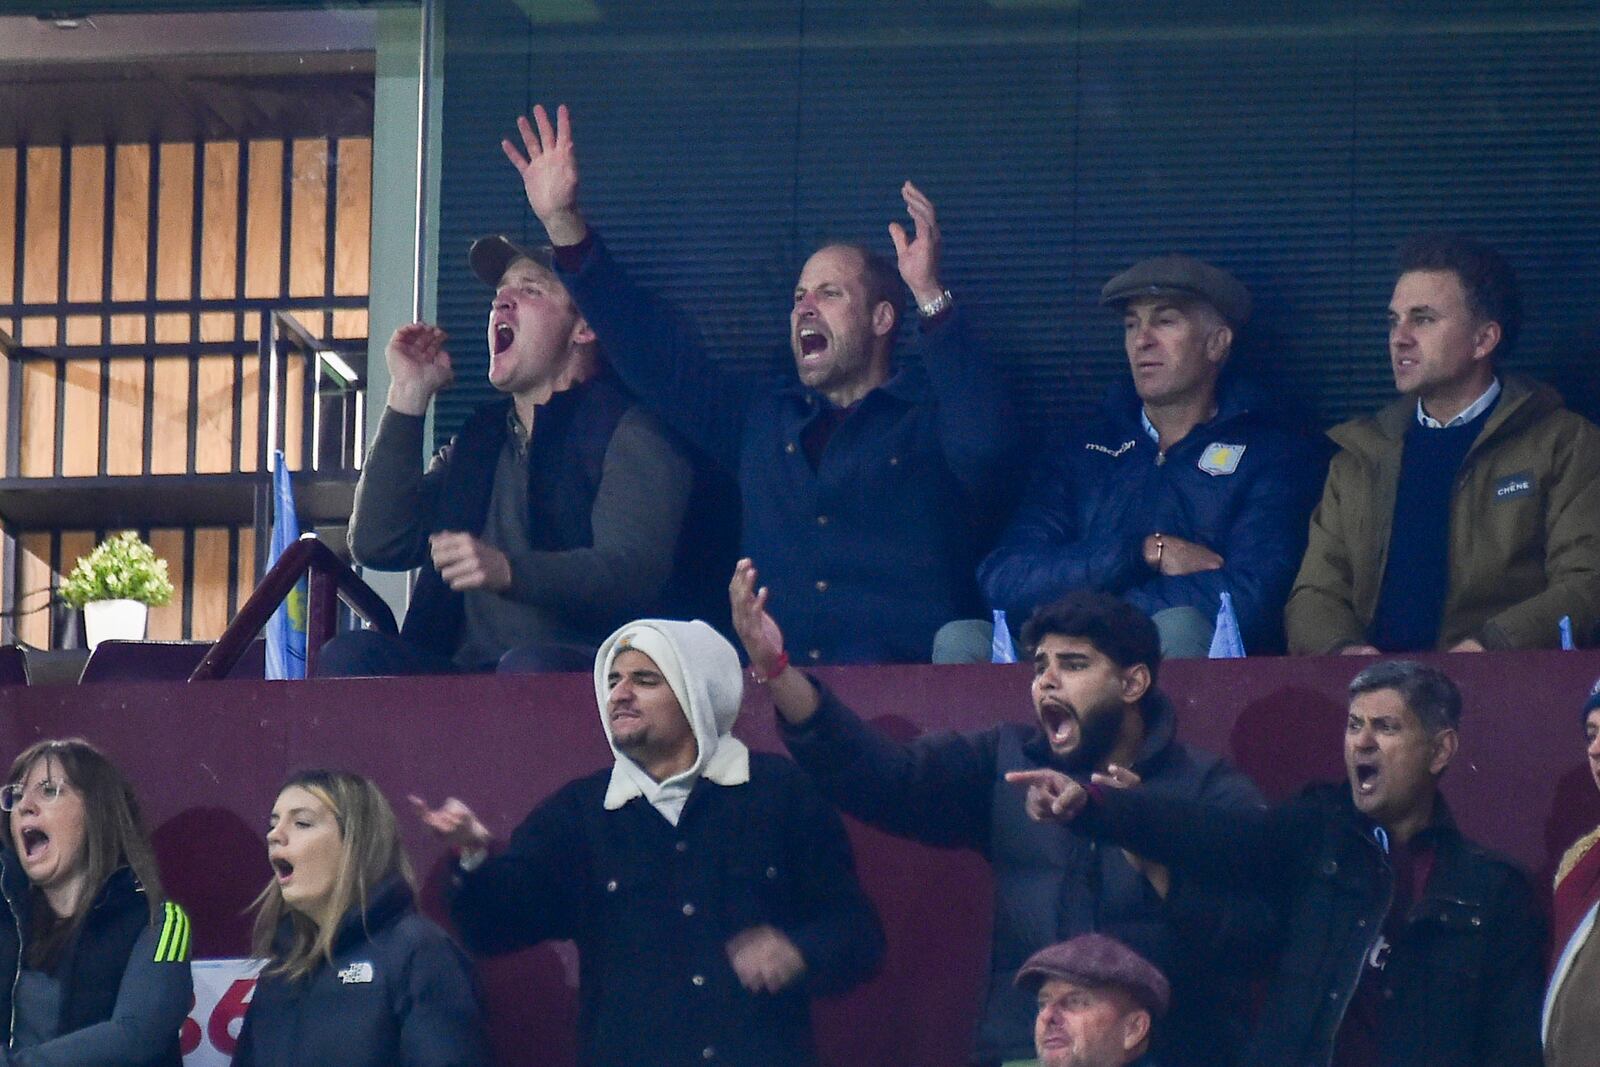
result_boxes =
[1058,701,1128,774]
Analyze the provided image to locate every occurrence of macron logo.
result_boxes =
[1085,439,1137,458]
[1493,471,1534,501]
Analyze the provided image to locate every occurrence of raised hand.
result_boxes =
[501,104,587,246]
[430,531,512,593]
[886,180,945,306]
[726,925,807,993]
[408,794,491,852]
[385,322,453,416]
[729,558,788,678]
[1004,768,1089,823]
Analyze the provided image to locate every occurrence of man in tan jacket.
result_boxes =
[1287,232,1600,654]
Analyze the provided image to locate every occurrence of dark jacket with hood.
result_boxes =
[0,854,191,1067]
[780,682,1267,1066]
[233,874,488,1067]
[1079,781,1546,1066]
[980,375,1327,653]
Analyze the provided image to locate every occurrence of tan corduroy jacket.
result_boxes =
[1286,373,1600,653]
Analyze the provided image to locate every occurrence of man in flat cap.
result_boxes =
[960,254,1326,659]
[1019,934,1170,1067]
[318,236,693,676]
[1287,232,1600,654]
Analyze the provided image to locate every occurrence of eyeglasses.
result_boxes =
[0,780,68,812]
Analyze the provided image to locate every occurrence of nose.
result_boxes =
[266,822,287,847]
[1587,733,1600,759]
[608,677,633,706]
[1352,724,1377,750]
[794,294,818,319]
[1390,321,1412,348]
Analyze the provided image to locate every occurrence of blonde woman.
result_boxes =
[0,738,192,1067]
[233,770,487,1067]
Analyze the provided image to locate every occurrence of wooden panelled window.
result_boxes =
[0,136,372,647]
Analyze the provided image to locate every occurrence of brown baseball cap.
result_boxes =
[1100,254,1252,328]
[468,234,556,289]
[1016,933,1171,1018]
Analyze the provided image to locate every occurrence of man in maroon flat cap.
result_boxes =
[1017,933,1170,1067]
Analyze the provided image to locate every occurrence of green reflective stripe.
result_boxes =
[175,905,191,962]
[154,902,176,961]
[154,901,191,963]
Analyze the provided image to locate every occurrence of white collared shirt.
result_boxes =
[1416,377,1501,429]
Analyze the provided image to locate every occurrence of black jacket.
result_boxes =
[233,875,487,1067]
[448,752,885,1067]
[780,683,1269,1066]
[0,855,191,1067]
[1082,782,1545,1066]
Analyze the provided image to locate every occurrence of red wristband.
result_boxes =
[751,651,789,684]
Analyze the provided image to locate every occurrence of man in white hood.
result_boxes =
[413,618,884,1067]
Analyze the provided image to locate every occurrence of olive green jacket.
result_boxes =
[1286,374,1600,653]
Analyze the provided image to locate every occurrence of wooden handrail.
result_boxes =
[190,535,397,681]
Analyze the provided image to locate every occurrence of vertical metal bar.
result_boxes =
[180,527,195,640]
[47,529,61,650]
[98,142,116,476]
[323,136,338,342]
[5,144,23,479]
[0,529,15,645]
[52,142,71,479]
[232,138,250,476]
[225,524,239,622]
[305,562,338,677]
[186,139,205,477]
[412,0,436,323]
[142,143,161,478]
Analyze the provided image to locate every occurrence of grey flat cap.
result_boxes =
[1015,933,1171,1018]
[468,234,556,288]
[1100,254,1252,327]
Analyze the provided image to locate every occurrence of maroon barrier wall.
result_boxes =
[1,649,1598,1066]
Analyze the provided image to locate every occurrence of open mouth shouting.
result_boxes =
[492,320,516,355]
[796,327,829,361]
[19,826,49,861]
[1037,700,1081,755]
[1351,760,1381,796]
[270,856,295,885]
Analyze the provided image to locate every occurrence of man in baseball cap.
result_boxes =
[318,233,693,677]
[966,253,1325,662]
[1018,933,1170,1067]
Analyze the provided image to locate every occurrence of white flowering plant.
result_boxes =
[58,531,175,609]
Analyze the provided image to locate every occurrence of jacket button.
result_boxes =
[785,443,797,454]
[889,456,899,466]
[816,514,829,526]
[815,580,829,592]
[1470,916,1482,927]
[675,840,688,853]
[682,902,696,916]
[691,974,705,987]
[1356,918,1367,929]
[1321,859,1338,875]
[808,649,821,661]
[1329,991,1339,1001]
[703,1048,716,1060]
[766,866,778,879]
[605,880,618,892]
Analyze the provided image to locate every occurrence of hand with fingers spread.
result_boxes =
[730,558,788,679]
[409,794,491,852]
[887,180,945,307]
[502,103,588,246]
[1004,768,1089,823]
[385,322,454,416]
[429,531,512,593]
[725,925,807,994]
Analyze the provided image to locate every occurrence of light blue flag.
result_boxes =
[1560,615,1576,651]
[990,609,1017,664]
[265,450,307,680]
[1208,591,1246,659]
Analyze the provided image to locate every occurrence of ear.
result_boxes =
[871,299,897,339]
[1471,320,1502,362]
[570,316,597,347]
[1429,727,1460,777]
[1121,1009,1152,1053]
[1120,663,1152,705]
[1205,323,1234,366]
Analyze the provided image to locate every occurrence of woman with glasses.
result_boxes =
[0,738,193,1067]
[232,769,488,1067]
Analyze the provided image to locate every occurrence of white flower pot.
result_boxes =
[83,598,149,650]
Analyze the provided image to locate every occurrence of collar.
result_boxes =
[603,739,750,822]
[1416,377,1500,429]
[1139,408,1160,445]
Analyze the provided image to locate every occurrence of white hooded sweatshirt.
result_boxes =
[594,619,749,825]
